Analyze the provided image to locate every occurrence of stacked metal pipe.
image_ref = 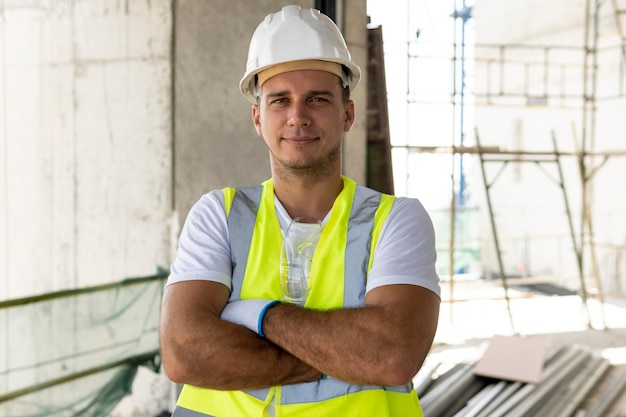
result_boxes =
[417,345,626,417]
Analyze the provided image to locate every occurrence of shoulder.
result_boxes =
[379,196,435,250]
[387,196,433,228]
[368,195,440,296]
[185,189,228,224]
[194,189,227,212]
[353,184,428,220]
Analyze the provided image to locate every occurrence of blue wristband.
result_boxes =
[257,300,280,337]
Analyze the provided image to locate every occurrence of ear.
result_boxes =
[252,104,263,137]
[343,100,355,132]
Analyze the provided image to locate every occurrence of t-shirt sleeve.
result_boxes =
[366,197,441,298]
[166,190,232,290]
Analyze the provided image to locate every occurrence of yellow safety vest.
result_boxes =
[173,177,425,417]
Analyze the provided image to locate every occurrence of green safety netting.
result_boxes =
[0,273,167,417]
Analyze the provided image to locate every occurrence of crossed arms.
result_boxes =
[159,280,440,391]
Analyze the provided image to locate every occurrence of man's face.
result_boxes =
[252,70,355,178]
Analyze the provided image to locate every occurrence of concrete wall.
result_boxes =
[0,1,173,299]
[341,0,369,187]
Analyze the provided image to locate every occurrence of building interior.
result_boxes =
[1,0,625,416]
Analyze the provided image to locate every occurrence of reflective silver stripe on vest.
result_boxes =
[280,377,413,405]
[227,186,271,402]
[241,386,271,402]
[172,406,215,417]
[343,185,382,308]
[227,185,263,302]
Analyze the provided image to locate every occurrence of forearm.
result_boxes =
[161,317,321,390]
[262,306,422,386]
[159,281,322,391]
[262,286,440,386]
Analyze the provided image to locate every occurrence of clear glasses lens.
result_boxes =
[280,217,322,305]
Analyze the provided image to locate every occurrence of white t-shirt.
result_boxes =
[167,189,441,298]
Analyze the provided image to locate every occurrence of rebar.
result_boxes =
[420,363,478,417]
[452,380,509,417]
[585,370,626,417]
[547,357,610,417]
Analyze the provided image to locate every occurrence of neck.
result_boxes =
[272,173,344,221]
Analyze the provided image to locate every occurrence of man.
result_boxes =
[160,5,440,416]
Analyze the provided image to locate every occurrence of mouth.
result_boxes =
[282,136,319,145]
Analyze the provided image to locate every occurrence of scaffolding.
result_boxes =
[399,0,626,331]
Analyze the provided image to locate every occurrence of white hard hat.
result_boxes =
[239,5,361,104]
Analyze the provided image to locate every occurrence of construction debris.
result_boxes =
[417,344,626,417]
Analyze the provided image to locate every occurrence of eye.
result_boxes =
[270,97,288,105]
[310,96,330,103]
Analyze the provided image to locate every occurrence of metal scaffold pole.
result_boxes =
[551,131,596,329]
[474,130,516,333]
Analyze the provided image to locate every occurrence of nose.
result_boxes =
[287,100,312,127]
